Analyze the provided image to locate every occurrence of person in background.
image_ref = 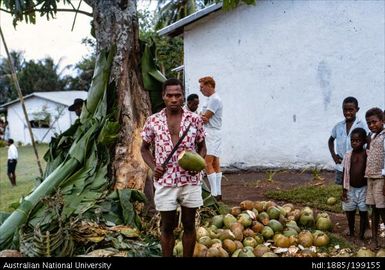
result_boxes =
[364,107,385,248]
[184,94,200,114]
[68,98,85,117]
[328,97,367,185]
[199,76,223,201]
[341,128,368,240]
[3,121,10,141]
[0,119,4,140]
[7,138,18,186]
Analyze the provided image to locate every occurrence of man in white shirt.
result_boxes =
[199,76,224,201]
[7,139,18,186]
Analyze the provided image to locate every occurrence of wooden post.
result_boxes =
[0,26,44,177]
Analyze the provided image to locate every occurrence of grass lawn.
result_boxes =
[0,144,48,212]
[266,183,343,213]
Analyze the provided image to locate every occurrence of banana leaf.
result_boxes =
[140,38,166,113]
[0,47,115,250]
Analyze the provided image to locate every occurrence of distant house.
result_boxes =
[158,1,385,170]
[0,91,87,144]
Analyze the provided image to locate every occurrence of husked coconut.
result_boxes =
[253,245,271,257]
[298,231,313,247]
[230,207,242,217]
[240,200,255,210]
[251,221,264,233]
[193,243,208,257]
[223,239,237,255]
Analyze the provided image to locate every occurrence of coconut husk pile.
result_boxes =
[173,200,383,257]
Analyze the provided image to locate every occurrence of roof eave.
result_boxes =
[157,3,223,37]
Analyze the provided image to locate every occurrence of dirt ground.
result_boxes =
[218,169,379,249]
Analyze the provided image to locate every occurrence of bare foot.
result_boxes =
[344,228,354,237]
[369,240,379,250]
[363,229,372,239]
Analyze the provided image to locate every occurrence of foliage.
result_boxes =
[0,52,71,104]
[222,0,256,11]
[0,0,91,26]
[66,38,96,91]
[266,184,343,213]
[155,0,215,30]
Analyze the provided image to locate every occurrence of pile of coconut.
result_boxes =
[173,200,384,257]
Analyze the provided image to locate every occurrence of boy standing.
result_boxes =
[328,97,367,185]
[365,107,385,248]
[341,128,368,239]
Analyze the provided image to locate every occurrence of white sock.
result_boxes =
[207,173,217,196]
[216,172,222,195]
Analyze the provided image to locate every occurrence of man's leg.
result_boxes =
[359,211,368,240]
[345,211,355,236]
[213,157,222,201]
[205,155,217,197]
[181,206,197,257]
[160,211,177,257]
[372,207,379,248]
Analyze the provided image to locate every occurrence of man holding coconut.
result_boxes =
[140,78,207,257]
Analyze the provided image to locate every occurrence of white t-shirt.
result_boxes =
[202,92,223,130]
[8,144,18,160]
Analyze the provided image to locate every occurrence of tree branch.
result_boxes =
[0,8,93,18]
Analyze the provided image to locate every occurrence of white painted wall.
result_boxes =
[7,97,77,144]
[183,0,385,169]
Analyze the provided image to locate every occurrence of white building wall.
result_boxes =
[183,0,385,169]
[7,97,76,144]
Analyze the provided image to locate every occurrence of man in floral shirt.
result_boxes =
[141,78,206,257]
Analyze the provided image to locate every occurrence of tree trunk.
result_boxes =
[85,0,151,190]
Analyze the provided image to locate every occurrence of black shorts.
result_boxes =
[7,159,17,174]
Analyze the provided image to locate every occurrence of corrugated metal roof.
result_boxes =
[157,3,223,37]
[0,90,88,108]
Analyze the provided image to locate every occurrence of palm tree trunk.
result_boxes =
[85,0,151,190]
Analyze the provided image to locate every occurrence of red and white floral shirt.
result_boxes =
[141,108,206,187]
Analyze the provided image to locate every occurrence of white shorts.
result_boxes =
[206,128,222,157]
[153,182,203,211]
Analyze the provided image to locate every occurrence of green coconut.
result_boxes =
[316,216,332,231]
[299,212,315,227]
[223,214,237,228]
[283,227,298,237]
[238,247,255,257]
[313,232,330,247]
[267,206,281,220]
[261,226,274,240]
[211,215,224,229]
[356,247,375,257]
[268,219,283,233]
[177,150,205,171]
[237,213,252,227]
[327,197,337,205]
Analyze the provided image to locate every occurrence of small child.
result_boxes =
[365,107,385,248]
[341,128,368,239]
[328,97,367,185]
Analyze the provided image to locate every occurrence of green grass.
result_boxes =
[266,184,343,213]
[0,144,48,212]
